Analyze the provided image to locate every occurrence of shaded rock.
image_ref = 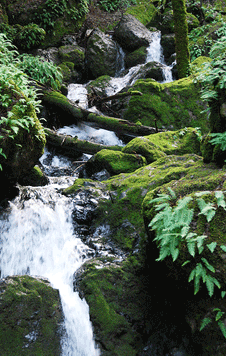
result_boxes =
[136,61,165,82]
[84,149,147,177]
[34,47,61,65]
[86,29,118,78]
[125,46,148,69]
[161,34,175,64]
[114,14,153,51]
[58,44,85,71]
[0,275,63,355]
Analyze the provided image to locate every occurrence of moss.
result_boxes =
[123,77,208,131]
[125,46,147,68]
[122,127,201,163]
[78,260,150,355]
[125,0,157,26]
[19,165,48,186]
[86,149,147,176]
[0,275,62,355]
[58,45,85,69]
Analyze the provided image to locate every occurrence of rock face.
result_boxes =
[86,29,118,78]
[114,14,154,51]
[0,275,63,356]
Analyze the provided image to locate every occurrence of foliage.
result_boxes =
[16,24,46,50]
[148,188,226,337]
[194,36,226,103]
[18,54,63,91]
[34,0,89,30]
[98,0,137,12]
[0,34,45,170]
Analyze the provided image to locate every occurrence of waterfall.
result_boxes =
[0,172,100,355]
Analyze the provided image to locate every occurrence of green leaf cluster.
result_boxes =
[98,0,137,12]
[148,189,226,296]
[149,188,226,338]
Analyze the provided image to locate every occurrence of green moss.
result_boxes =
[86,149,147,175]
[123,77,208,131]
[0,276,62,355]
[126,0,157,26]
[78,260,149,355]
[122,127,201,163]
[125,46,147,68]
[171,0,190,78]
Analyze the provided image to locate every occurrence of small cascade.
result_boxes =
[115,43,126,77]
[0,155,100,355]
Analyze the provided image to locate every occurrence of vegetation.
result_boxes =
[148,188,226,337]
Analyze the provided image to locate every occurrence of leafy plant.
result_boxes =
[18,54,63,91]
[16,23,46,50]
[148,188,226,337]
[99,0,137,12]
[0,34,44,170]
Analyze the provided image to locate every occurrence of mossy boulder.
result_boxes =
[122,76,208,132]
[122,127,201,164]
[125,46,147,69]
[86,29,118,79]
[19,165,49,186]
[58,45,85,71]
[85,149,147,176]
[113,14,152,52]
[161,34,175,64]
[125,0,157,26]
[0,275,63,356]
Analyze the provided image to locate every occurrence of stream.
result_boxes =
[0,31,174,355]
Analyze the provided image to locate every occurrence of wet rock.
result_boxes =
[114,14,153,51]
[125,46,148,69]
[33,47,61,65]
[161,34,176,64]
[58,44,85,71]
[86,29,118,78]
[0,275,63,355]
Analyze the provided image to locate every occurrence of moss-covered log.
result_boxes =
[42,90,160,136]
[45,128,122,158]
[171,0,190,78]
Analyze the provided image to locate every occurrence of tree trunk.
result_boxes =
[171,0,190,78]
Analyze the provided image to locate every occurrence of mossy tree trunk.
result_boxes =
[171,0,190,78]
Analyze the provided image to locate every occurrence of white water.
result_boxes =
[67,31,174,104]
[0,176,100,355]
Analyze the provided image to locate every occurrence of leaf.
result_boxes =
[220,245,226,252]
[215,191,226,209]
[206,276,214,297]
[201,257,215,272]
[182,260,190,267]
[207,242,217,253]
[218,320,226,339]
[215,310,225,321]
[221,291,226,299]
[188,268,196,282]
[187,240,196,257]
[200,317,212,331]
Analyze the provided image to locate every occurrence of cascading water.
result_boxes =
[0,160,100,355]
[67,30,174,106]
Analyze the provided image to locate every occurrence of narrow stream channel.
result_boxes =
[0,31,174,355]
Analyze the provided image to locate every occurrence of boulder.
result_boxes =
[122,76,208,132]
[113,14,153,51]
[122,128,201,164]
[83,149,147,177]
[86,29,118,79]
[161,34,176,64]
[58,44,85,71]
[125,46,147,69]
[0,275,63,355]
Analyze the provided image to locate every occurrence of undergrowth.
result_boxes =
[149,188,226,337]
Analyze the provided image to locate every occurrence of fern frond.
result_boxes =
[201,257,215,273]
[200,317,212,331]
[218,320,226,339]
[215,191,226,209]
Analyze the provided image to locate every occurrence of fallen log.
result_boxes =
[45,128,122,158]
[42,90,161,136]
